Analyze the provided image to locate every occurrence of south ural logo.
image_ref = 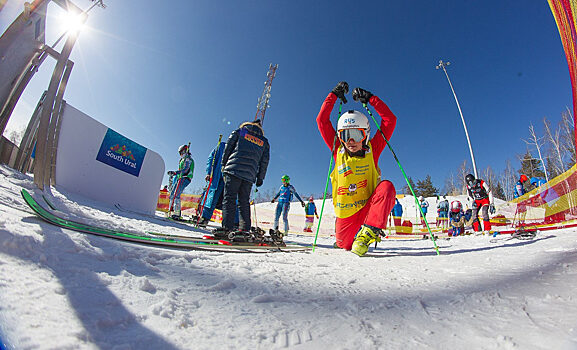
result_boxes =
[348,183,357,192]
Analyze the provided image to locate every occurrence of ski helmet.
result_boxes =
[450,200,462,213]
[519,174,529,183]
[281,175,290,183]
[419,196,425,201]
[465,174,475,186]
[178,144,189,154]
[308,196,314,202]
[337,110,370,143]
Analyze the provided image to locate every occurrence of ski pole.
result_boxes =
[361,103,440,255]
[252,188,259,229]
[313,100,343,251]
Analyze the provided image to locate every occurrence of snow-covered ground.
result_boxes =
[1,164,577,349]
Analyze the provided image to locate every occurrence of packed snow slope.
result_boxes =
[1,165,577,350]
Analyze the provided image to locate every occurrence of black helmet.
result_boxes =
[465,174,475,186]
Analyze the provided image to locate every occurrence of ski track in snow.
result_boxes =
[1,165,577,349]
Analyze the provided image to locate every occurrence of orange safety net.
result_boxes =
[156,190,223,223]
[548,0,577,154]
[156,190,201,213]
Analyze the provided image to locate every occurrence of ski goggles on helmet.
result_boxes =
[338,128,367,143]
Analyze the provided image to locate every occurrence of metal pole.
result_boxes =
[436,60,478,178]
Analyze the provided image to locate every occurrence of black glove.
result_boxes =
[352,87,373,104]
[167,171,175,176]
[271,199,275,203]
[489,204,496,215]
[301,201,305,207]
[256,178,263,187]
[331,81,349,103]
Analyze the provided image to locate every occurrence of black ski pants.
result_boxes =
[222,173,252,231]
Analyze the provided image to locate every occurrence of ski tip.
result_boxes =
[218,240,232,245]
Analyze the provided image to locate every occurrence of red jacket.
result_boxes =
[316,92,397,164]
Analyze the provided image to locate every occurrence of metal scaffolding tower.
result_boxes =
[254,63,278,125]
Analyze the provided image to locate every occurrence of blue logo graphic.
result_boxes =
[96,129,147,177]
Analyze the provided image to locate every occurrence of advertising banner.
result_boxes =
[96,129,147,177]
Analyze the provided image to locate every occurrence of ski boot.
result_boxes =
[227,230,252,243]
[268,229,286,247]
[351,225,382,257]
[252,226,266,241]
[197,217,209,227]
[211,227,230,240]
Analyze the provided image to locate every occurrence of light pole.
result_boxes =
[436,60,478,178]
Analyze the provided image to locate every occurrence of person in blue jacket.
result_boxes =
[530,177,546,188]
[437,196,449,228]
[419,196,429,226]
[390,198,403,230]
[514,175,529,199]
[303,196,319,232]
[214,119,270,238]
[271,175,305,235]
[198,141,226,226]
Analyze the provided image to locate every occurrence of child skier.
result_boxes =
[303,196,319,232]
[167,144,194,220]
[316,81,397,256]
[271,175,305,235]
[449,200,465,236]
[465,173,495,233]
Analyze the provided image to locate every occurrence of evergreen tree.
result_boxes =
[416,175,438,197]
[518,151,546,179]
[402,177,417,196]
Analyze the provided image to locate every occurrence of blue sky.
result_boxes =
[3,1,572,198]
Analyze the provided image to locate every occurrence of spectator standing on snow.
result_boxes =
[391,198,403,233]
[271,175,305,235]
[214,119,270,238]
[167,144,194,220]
[303,196,319,232]
[198,141,227,226]
[465,173,495,233]
[419,196,429,226]
[437,195,449,228]
[316,81,397,256]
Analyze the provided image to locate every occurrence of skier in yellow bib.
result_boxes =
[316,82,398,256]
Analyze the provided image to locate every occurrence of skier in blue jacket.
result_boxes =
[271,175,305,235]
[514,175,529,199]
[303,196,319,232]
[198,141,226,226]
[530,177,546,188]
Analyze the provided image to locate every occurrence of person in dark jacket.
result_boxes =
[216,119,270,237]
